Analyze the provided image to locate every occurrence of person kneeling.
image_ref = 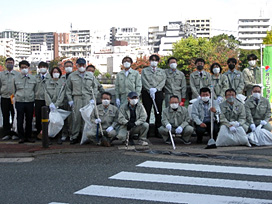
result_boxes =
[159,95,193,145]
[117,92,149,146]
[89,92,118,146]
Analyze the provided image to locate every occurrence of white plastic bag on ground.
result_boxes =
[236,94,246,104]
[216,125,251,147]
[80,103,95,145]
[12,103,17,132]
[48,109,68,138]
[247,125,272,146]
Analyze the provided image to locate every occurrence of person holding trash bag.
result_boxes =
[0,57,20,140]
[141,54,166,137]
[245,85,272,132]
[44,67,66,144]
[88,92,118,145]
[115,56,142,107]
[117,91,149,146]
[12,60,36,144]
[190,58,212,99]
[210,63,229,104]
[164,57,187,107]
[191,87,220,144]
[66,58,96,144]
[158,95,193,145]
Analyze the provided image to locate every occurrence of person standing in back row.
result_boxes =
[141,54,166,137]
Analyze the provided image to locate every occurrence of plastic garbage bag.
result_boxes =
[236,94,246,104]
[80,103,95,145]
[57,109,71,121]
[216,125,251,147]
[48,109,67,138]
[247,125,272,146]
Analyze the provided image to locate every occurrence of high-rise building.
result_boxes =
[30,32,55,51]
[185,19,211,38]
[53,33,69,58]
[238,17,271,50]
[0,38,15,59]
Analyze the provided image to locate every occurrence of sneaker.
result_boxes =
[2,135,11,140]
[138,140,148,146]
[61,135,67,142]
[12,135,19,140]
[180,137,191,145]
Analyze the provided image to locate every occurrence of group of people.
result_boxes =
[0,53,270,147]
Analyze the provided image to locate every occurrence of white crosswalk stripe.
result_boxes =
[74,160,272,204]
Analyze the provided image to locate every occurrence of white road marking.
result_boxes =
[137,161,272,176]
[0,158,34,163]
[48,202,69,204]
[74,185,272,204]
[110,171,272,192]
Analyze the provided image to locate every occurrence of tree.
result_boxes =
[0,55,6,71]
[238,49,261,70]
[263,30,272,45]
[49,56,67,72]
[130,55,150,74]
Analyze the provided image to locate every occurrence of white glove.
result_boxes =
[95,118,101,124]
[175,126,183,134]
[260,120,267,126]
[106,126,114,133]
[49,103,56,111]
[229,126,237,133]
[166,124,172,131]
[230,121,239,128]
[90,99,95,104]
[217,96,223,103]
[149,88,157,99]
[116,98,120,107]
[250,124,256,132]
[68,101,74,107]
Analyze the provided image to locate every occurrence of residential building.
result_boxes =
[30,32,55,51]
[53,33,69,58]
[185,18,211,38]
[0,38,15,59]
[238,17,271,50]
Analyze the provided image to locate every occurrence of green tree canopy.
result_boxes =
[263,30,272,45]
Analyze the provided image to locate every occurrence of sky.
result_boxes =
[0,0,271,37]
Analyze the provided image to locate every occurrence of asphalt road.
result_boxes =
[1,150,272,204]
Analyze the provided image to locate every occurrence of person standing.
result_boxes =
[86,64,105,98]
[13,60,36,144]
[0,57,20,140]
[243,54,261,96]
[164,57,186,107]
[66,58,96,144]
[190,58,211,99]
[34,61,51,138]
[115,56,142,107]
[141,54,166,136]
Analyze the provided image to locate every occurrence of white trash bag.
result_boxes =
[216,125,251,147]
[80,103,95,145]
[247,125,272,146]
[48,109,70,138]
[236,94,246,104]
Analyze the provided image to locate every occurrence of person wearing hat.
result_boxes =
[66,58,96,144]
[117,91,149,146]
[115,56,142,107]
[245,85,272,132]
[158,95,193,145]
[88,92,118,145]
[0,57,20,141]
[190,58,212,99]
[34,61,51,139]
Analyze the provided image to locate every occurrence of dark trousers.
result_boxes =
[35,100,46,135]
[1,97,17,136]
[195,121,220,142]
[142,90,163,130]
[15,102,34,140]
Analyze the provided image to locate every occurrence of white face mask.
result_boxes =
[65,67,73,73]
[130,99,138,105]
[78,67,85,72]
[249,60,256,67]
[170,63,177,69]
[39,68,47,74]
[213,68,220,74]
[201,96,210,102]
[123,62,131,69]
[53,73,60,79]
[252,92,261,99]
[150,61,158,67]
[21,68,28,75]
[88,71,94,76]
[102,99,110,106]
[170,103,179,109]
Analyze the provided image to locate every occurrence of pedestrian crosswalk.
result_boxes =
[54,160,272,204]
